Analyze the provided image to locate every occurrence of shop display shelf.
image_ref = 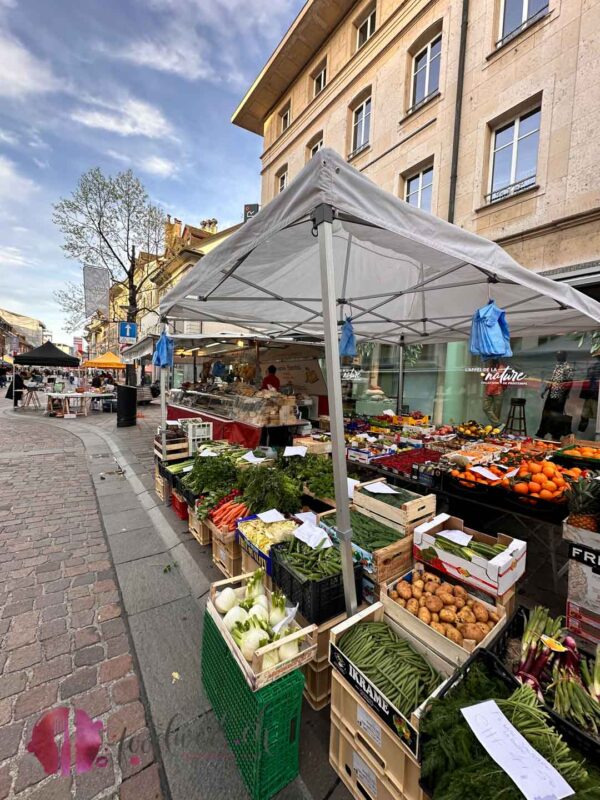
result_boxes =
[201,609,305,800]
[381,568,508,666]
[330,672,423,800]
[552,445,600,472]
[187,507,211,546]
[490,605,600,758]
[271,542,362,625]
[206,573,316,691]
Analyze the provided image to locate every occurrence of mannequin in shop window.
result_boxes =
[578,359,600,433]
[536,350,574,439]
[482,359,505,428]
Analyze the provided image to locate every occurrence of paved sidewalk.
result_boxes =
[0,399,347,800]
[0,403,163,800]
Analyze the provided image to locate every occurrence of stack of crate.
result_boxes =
[207,519,242,578]
[300,611,349,711]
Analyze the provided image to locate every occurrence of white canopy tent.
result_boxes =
[160,148,600,613]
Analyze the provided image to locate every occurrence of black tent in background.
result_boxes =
[14,341,80,368]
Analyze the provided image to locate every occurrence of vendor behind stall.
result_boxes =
[261,365,280,391]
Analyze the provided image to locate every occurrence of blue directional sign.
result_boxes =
[118,321,138,344]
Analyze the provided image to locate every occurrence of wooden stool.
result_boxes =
[505,398,527,436]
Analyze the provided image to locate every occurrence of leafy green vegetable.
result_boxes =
[182,454,239,496]
[239,467,302,514]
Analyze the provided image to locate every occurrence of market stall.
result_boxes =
[81,351,126,371]
[154,149,600,800]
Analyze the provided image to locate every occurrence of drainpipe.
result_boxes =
[448,0,469,224]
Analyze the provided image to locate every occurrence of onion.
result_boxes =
[215,587,237,614]
[223,606,248,632]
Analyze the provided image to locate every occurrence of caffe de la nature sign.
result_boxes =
[465,365,528,387]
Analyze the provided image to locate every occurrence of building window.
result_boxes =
[280,105,291,133]
[277,168,288,194]
[405,166,434,212]
[356,8,376,50]
[488,107,540,203]
[411,35,442,110]
[498,0,549,47]
[314,65,327,97]
[309,138,323,158]
[351,96,371,156]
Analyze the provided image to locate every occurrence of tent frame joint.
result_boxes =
[312,203,335,232]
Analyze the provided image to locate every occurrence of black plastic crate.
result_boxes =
[419,646,599,797]
[490,605,600,760]
[270,543,362,625]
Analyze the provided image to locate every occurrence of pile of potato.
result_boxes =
[389,571,500,647]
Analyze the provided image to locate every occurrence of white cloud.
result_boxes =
[0,245,30,267]
[0,156,38,207]
[0,33,59,98]
[106,37,216,82]
[139,155,178,177]
[71,97,174,139]
[0,128,18,145]
[33,157,49,169]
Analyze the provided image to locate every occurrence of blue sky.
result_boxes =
[0,0,304,341]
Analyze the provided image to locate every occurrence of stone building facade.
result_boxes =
[233,0,600,287]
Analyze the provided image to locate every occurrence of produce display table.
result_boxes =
[22,384,41,409]
[46,392,115,417]
[167,403,305,449]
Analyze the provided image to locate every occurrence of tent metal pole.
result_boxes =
[160,320,168,481]
[12,357,16,410]
[315,205,357,616]
[396,336,405,415]
[595,380,600,442]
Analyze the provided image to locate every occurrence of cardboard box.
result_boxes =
[567,541,600,615]
[562,519,600,550]
[413,513,526,597]
[567,600,600,647]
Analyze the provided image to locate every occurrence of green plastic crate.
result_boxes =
[201,610,305,800]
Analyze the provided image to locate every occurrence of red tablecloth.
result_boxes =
[167,404,262,449]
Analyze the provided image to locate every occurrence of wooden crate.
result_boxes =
[188,508,211,546]
[329,603,455,760]
[330,673,423,800]
[241,548,273,590]
[319,506,414,584]
[353,505,435,537]
[212,538,242,579]
[293,436,332,455]
[329,714,423,800]
[153,436,189,462]
[381,568,507,666]
[207,573,317,691]
[354,480,436,528]
[302,659,332,710]
[154,474,168,502]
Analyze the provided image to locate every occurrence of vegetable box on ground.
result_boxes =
[208,520,242,578]
[330,672,423,800]
[153,435,189,462]
[207,572,317,691]
[567,600,600,647]
[188,507,211,546]
[241,549,273,590]
[302,659,332,711]
[318,506,413,584]
[412,513,526,597]
[563,518,600,550]
[381,568,507,665]
[566,540,600,615]
[353,480,436,529]
[236,515,298,577]
[328,603,455,760]
[271,540,363,625]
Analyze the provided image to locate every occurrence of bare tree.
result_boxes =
[53,282,86,334]
[53,168,165,382]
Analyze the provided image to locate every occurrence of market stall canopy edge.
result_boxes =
[82,352,125,370]
[160,148,600,344]
[14,341,79,368]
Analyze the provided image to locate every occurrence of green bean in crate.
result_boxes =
[338,621,441,718]
[322,510,403,551]
[276,538,344,580]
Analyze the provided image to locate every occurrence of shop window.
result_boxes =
[280,103,291,134]
[350,96,371,157]
[313,64,327,97]
[497,0,549,47]
[487,107,540,203]
[356,7,376,51]
[276,166,288,194]
[410,34,442,111]
[405,165,434,213]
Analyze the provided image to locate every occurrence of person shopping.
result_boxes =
[536,351,573,439]
[6,370,24,408]
[578,360,600,433]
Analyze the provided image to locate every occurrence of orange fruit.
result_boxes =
[539,489,553,500]
[530,492,540,497]
[542,464,555,478]
[544,480,557,492]
[528,482,542,493]
[514,482,529,495]
[529,463,542,474]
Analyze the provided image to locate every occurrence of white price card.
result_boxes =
[241,451,265,464]
[294,521,332,549]
[295,511,318,525]
[356,433,369,440]
[438,529,473,546]
[283,446,307,457]
[382,409,395,417]
[471,466,502,482]
[461,700,574,800]
[257,509,285,523]
[357,705,382,747]
[352,753,378,798]
[364,481,399,495]
[182,465,193,473]
[198,449,218,457]
[348,478,360,499]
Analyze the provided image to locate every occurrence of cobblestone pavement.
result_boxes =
[0,406,163,800]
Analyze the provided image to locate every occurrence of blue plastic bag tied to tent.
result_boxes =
[152,332,174,368]
[339,317,357,357]
[470,300,512,358]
